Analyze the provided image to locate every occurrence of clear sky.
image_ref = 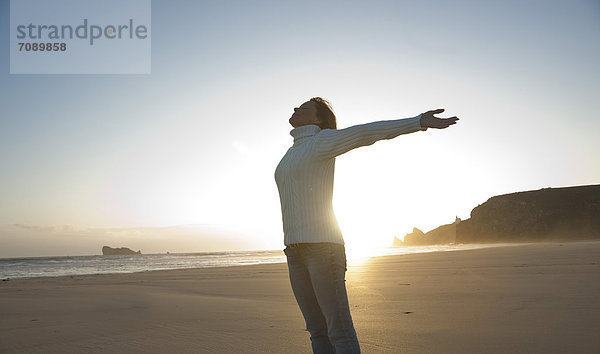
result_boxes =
[1,0,599,257]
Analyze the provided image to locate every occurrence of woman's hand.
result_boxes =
[420,109,459,129]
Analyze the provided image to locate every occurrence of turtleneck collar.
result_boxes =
[290,124,321,143]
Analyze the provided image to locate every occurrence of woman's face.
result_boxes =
[289,100,321,128]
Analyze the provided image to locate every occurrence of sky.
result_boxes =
[1,0,599,257]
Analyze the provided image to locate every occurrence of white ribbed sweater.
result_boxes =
[274,114,427,246]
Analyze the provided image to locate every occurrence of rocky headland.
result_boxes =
[396,184,600,246]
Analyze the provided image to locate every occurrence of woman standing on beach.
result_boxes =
[274,97,458,353]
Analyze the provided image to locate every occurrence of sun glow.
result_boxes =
[332,152,422,254]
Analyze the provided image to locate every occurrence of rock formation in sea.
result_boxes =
[102,246,142,255]
[395,184,600,245]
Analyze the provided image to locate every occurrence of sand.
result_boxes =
[1,241,599,353]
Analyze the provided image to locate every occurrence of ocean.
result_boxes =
[0,244,500,279]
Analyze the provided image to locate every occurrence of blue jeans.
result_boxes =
[284,242,361,353]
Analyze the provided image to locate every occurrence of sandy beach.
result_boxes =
[1,241,599,353]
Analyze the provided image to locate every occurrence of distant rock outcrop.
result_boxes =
[393,228,425,246]
[396,222,458,246]
[395,184,600,246]
[102,246,142,255]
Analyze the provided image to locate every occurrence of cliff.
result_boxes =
[457,184,600,243]
[102,246,142,255]
[396,184,600,246]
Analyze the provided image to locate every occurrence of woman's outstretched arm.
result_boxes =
[312,109,458,159]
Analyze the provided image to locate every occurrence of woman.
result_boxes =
[274,97,458,353]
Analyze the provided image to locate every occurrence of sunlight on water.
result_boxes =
[345,243,514,267]
[0,244,518,279]
[0,251,287,279]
